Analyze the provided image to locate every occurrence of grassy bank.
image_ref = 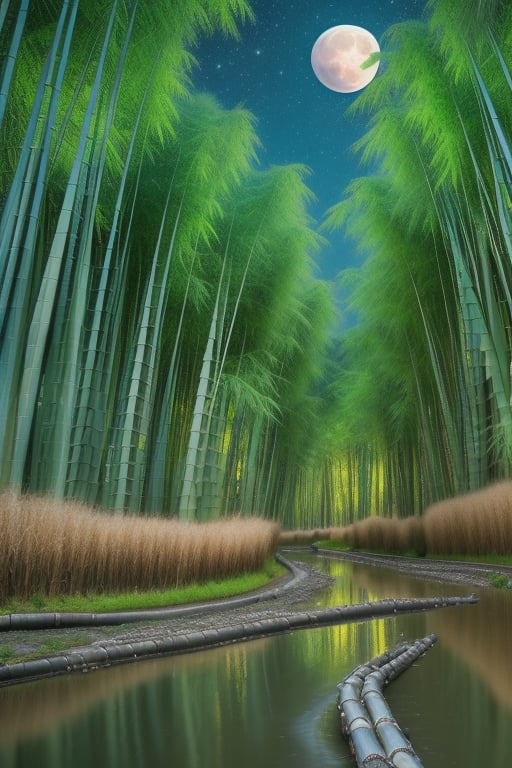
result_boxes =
[0,557,285,615]
[0,492,281,602]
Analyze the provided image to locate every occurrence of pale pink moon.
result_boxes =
[311,25,380,93]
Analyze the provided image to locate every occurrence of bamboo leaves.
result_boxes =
[327,2,512,517]
[0,1,334,525]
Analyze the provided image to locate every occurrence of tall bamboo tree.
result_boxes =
[324,0,512,519]
[0,0,257,500]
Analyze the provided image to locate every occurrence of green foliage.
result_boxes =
[488,573,512,589]
[0,1,336,524]
[5,0,510,530]
[313,539,351,551]
[324,1,512,519]
[360,52,381,70]
[0,645,15,665]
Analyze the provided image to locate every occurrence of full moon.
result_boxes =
[311,25,380,93]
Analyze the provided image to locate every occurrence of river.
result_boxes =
[0,553,511,767]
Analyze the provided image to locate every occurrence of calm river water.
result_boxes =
[1,553,511,767]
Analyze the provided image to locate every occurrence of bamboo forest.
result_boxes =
[1,0,511,529]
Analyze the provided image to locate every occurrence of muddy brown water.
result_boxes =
[0,553,510,767]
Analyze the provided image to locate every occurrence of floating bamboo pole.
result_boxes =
[337,634,437,768]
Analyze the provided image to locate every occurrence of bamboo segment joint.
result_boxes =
[337,634,437,768]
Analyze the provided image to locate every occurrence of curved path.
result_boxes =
[0,553,478,687]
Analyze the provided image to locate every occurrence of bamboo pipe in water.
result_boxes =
[337,634,437,768]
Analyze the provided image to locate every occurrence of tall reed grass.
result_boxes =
[279,528,333,546]
[0,492,280,601]
[325,517,417,554]
[309,482,512,558]
[423,481,512,555]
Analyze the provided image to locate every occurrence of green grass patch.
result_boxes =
[0,558,285,616]
[314,540,351,551]
[488,573,512,589]
[314,541,421,557]
[36,635,94,656]
[0,635,94,666]
[0,645,15,664]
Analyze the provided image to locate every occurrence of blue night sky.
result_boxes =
[192,0,428,288]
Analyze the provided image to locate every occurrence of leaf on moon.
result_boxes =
[360,51,381,70]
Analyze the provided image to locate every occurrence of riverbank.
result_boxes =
[315,548,512,587]
[0,549,499,685]
[0,556,332,670]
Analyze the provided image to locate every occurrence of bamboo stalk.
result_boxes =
[0,0,30,130]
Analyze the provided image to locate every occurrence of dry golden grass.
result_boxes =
[311,482,512,557]
[334,517,406,553]
[397,515,426,555]
[423,481,512,556]
[278,528,335,545]
[0,491,281,601]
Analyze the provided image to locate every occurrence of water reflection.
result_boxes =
[1,554,511,768]
[430,590,512,710]
[384,618,512,768]
[313,554,512,767]
[0,632,357,768]
[323,556,512,711]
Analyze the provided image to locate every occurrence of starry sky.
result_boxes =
[192,0,428,288]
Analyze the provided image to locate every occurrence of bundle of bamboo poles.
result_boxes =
[337,634,437,768]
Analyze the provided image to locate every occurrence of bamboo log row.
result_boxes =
[0,593,478,632]
[0,553,477,686]
[337,634,437,768]
[1,604,467,687]
[0,549,479,633]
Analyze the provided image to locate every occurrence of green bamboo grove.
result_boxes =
[0,0,335,523]
[327,0,512,518]
[1,0,512,528]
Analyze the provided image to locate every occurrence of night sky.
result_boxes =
[192,0,428,290]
